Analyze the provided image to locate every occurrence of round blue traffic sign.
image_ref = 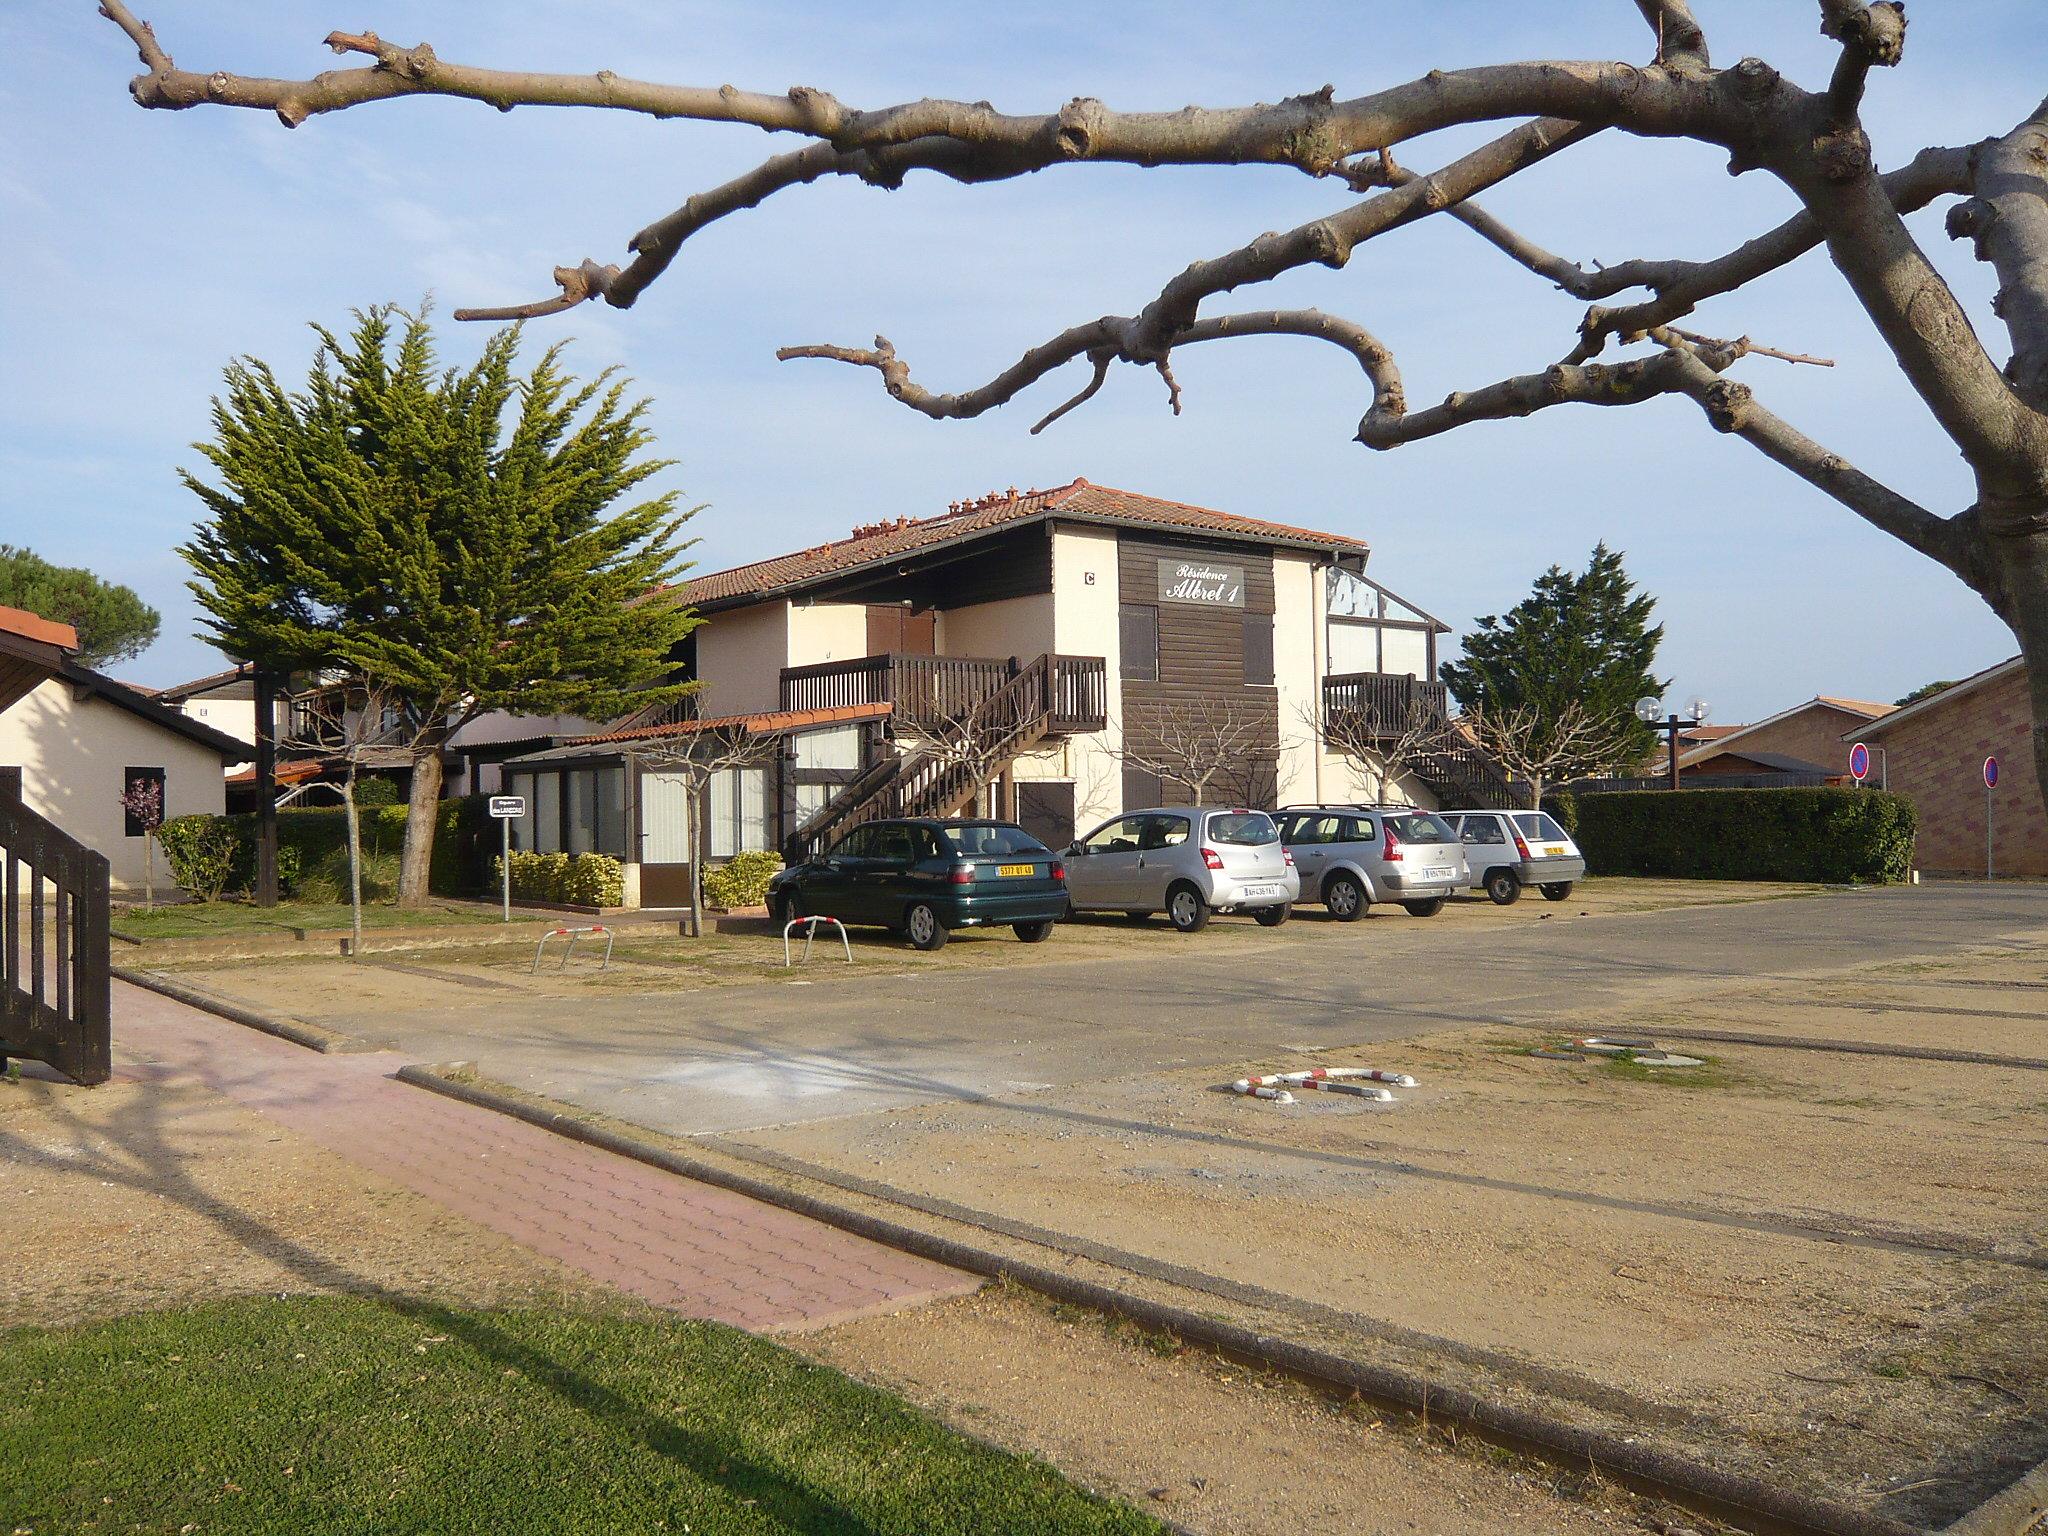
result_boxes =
[1985,755,2000,789]
[1848,742,1870,782]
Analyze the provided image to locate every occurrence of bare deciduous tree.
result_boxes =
[890,688,1063,818]
[1115,698,1277,806]
[281,676,433,956]
[98,1,2048,799]
[1307,696,1463,806]
[628,721,777,938]
[1464,701,1637,810]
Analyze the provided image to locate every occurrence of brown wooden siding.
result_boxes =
[1116,535,1281,806]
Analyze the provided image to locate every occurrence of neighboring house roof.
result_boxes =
[1681,723,1742,743]
[48,658,254,762]
[225,758,325,788]
[0,605,81,713]
[1853,655,2023,739]
[666,478,1369,610]
[0,605,81,653]
[1676,695,1897,768]
[1689,749,1831,774]
[155,661,255,701]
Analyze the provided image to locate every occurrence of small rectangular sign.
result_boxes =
[1157,557,1245,608]
[488,795,526,819]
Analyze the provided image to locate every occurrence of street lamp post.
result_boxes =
[1637,696,1710,790]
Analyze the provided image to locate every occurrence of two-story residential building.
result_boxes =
[499,479,1495,907]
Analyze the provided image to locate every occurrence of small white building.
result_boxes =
[0,609,249,894]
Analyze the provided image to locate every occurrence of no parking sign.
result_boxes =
[1984,755,2000,789]
[1848,742,1870,782]
[1985,756,2000,879]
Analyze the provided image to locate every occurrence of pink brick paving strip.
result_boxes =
[110,980,980,1332]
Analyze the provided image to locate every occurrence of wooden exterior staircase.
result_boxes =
[785,654,1059,859]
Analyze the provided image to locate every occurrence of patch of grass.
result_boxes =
[114,899,503,941]
[0,1294,1164,1535]
[1871,1361,1909,1379]
[1593,1052,1738,1091]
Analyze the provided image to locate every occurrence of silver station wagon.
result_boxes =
[1276,805,1469,919]
[1064,807,1299,932]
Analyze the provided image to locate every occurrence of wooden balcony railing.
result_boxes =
[0,792,110,1086]
[1321,671,1449,734]
[780,652,1106,735]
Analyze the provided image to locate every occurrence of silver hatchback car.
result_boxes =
[1064,807,1300,931]
[1276,805,1469,919]
[1447,810,1587,904]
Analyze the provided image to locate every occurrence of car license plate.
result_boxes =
[1242,883,1279,899]
[997,863,1035,877]
[1544,846,1567,856]
[1425,867,1452,880]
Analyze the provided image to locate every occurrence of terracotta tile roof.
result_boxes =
[226,758,326,787]
[572,700,893,748]
[1814,696,1897,718]
[667,478,1367,608]
[0,604,79,652]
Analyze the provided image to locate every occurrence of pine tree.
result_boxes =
[0,546,160,668]
[1440,543,1665,781]
[181,303,699,905]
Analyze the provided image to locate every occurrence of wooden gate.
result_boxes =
[0,792,112,1085]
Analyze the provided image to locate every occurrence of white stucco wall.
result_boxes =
[1041,525,1123,832]
[177,694,258,757]
[694,600,792,715]
[786,601,869,667]
[937,592,1055,661]
[1273,553,1323,808]
[0,678,230,892]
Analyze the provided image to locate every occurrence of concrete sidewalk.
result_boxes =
[111,980,979,1333]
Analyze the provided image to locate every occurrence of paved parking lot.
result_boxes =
[161,880,2048,1137]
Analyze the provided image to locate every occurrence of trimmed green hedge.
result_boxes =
[224,795,497,898]
[1575,787,1916,884]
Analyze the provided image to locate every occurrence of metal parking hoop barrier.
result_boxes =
[783,915,853,967]
[532,924,614,973]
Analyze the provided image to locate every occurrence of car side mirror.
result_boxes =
[1066,841,1084,857]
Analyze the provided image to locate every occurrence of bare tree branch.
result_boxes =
[1464,700,1637,809]
[1632,0,1711,73]
[1113,698,1278,805]
[1307,694,1462,805]
[627,717,779,936]
[1818,0,1908,126]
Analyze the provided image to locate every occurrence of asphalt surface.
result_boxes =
[274,881,2048,1136]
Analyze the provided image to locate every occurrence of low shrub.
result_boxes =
[1541,791,1579,840]
[1575,787,1916,883]
[702,850,783,910]
[153,815,240,902]
[496,850,624,907]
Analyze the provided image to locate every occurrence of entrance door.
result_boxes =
[639,770,694,907]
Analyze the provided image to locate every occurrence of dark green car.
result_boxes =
[767,818,1069,950]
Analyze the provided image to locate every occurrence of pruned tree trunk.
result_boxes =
[342,769,365,956]
[397,739,446,909]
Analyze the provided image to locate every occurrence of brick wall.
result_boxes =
[1871,668,2047,876]
[1699,702,1875,774]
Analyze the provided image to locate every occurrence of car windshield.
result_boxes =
[1206,811,1278,846]
[1384,813,1455,844]
[943,823,1047,858]
[1513,813,1571,843]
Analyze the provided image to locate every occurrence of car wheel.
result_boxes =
[1541,881,1576,902]
[1485,868,1522,906]
[776,889,804,924]
[1402,898,1445,918]
[1013,919,1055,943]
[904,901,948,951]
[1323,872,1367,922]
[1165,882,1211,933]
[1254,902,1292,927]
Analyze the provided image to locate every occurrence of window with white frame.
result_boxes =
[707,766,769,858]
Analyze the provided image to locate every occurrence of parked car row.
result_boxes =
[766,803,1586,949]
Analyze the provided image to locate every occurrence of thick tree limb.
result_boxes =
[1633,1,1710,74]
[1819,0,1908,126]
[1949,99,2048,414]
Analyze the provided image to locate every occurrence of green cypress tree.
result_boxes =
[1440,543,1665,778]
[0,546,160,668]
[181,303,699,906]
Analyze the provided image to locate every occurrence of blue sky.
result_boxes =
[3,2,2039,724]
